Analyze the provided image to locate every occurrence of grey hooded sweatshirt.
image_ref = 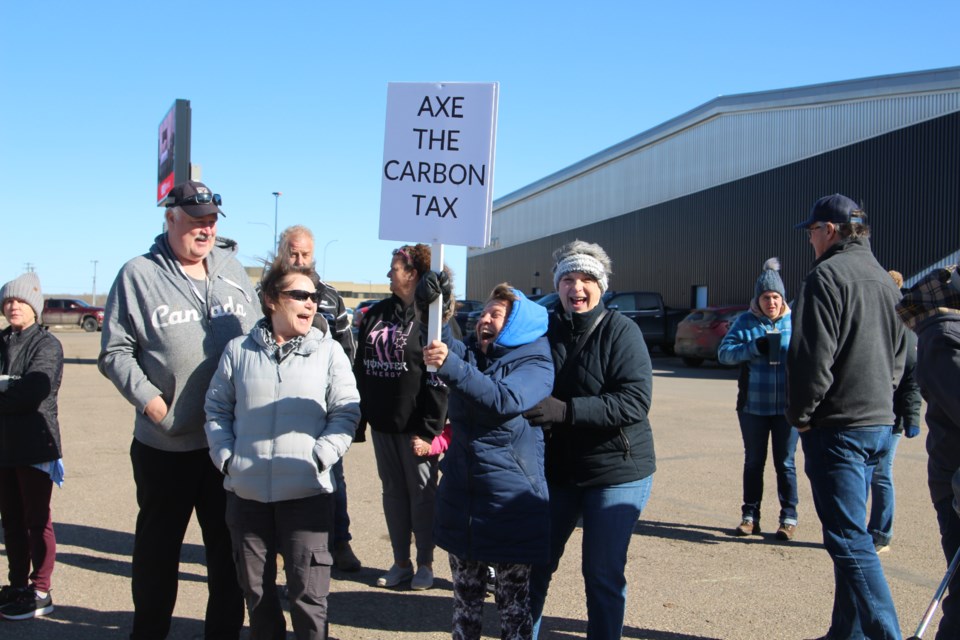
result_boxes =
[99,233,262,452]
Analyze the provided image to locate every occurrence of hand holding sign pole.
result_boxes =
[379,82,498,371]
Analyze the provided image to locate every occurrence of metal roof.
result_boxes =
[495,66,960,209]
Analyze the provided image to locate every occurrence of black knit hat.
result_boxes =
[754,258,786,301]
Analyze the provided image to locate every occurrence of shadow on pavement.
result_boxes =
[541,618,721,639]
[634,519,823,550]
[328,588,463,635]
[0,609,205,640]
[50,522,211,583]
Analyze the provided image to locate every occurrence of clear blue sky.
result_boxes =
[1,1,957,299]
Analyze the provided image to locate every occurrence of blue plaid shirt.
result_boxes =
[718,307,791,417]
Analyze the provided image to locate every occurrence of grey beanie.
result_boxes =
[754,258,786,300]
[1,272,44,322]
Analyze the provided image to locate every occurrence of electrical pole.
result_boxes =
[91,260,99,306]
[272,192,282,253]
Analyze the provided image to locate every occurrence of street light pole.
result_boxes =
[91,260,98,306]
[272,191,282,252]
[322,239,338,280]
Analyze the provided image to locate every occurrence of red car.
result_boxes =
[673,305,749,367]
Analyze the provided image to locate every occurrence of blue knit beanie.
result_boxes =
[754,258,786,301]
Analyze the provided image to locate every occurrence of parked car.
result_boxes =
[604,291,689,354]
[43,298,105,332]
[351,299,381,332]
[673,304,750,367]
[453,299,484,334]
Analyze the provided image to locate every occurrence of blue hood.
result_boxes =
[496,288,548,347]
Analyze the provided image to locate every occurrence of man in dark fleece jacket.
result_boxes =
[897,265,960,640]
[787,194,906,640]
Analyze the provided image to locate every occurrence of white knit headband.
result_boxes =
[553,254,609,293]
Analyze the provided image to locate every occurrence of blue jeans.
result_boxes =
[529,475,653,640]
[801,426,901,640]
[332,459,351,544]
[868,432,902,547]
[738,412,799,525]
[933,495,960,640]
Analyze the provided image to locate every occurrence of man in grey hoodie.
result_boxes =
[99,181,262,639]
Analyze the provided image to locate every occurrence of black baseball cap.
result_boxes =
[795,194,863,229]
[164,181,225,218]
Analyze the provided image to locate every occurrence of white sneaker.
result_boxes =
[410,565,434,590]
[376,564,414,588]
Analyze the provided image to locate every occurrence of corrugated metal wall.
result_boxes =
[480,90,960,256]
[466,111,960,307]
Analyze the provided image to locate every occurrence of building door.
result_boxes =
[692,285,708,308]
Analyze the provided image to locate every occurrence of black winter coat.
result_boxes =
[914,314,960,505]
[0,323,64,466]
[544,303,656,487]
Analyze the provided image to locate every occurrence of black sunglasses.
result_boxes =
[177,193,222,207]
[280,289,320,303]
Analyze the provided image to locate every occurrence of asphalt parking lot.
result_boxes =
[0,330,948,639]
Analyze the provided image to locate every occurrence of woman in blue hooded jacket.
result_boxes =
[423,283,554,640]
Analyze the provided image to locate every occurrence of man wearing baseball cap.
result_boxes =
[787,194,906,639]
[99,180,261,639]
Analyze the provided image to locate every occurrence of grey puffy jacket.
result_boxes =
[204,322,360,503]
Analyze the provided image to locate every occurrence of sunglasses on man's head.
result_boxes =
[280,289,320,303]
[177,192,222,207]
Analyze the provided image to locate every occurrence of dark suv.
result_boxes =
[43,298,105,332]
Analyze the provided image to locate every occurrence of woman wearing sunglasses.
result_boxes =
[204,259,360,640]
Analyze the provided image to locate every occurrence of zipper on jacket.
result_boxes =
[619,428,630,460]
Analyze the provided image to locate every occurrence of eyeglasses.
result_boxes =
[280,289,320,303]
[806,224,827,238]
[177,193,222,207]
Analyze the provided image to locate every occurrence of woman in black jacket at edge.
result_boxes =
[525,240,656,640]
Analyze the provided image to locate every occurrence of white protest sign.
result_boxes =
[379,82,498,247]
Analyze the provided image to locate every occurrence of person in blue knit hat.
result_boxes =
[718,258,799,540]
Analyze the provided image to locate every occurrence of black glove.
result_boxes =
[524,396,569,427]
[755,336,769,355]
[415,270,452,317]
[354,418,367,443]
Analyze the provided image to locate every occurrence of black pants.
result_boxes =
[226,492,333,640]
[129,439,244,640]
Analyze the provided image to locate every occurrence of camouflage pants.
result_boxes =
[449,554,532,640]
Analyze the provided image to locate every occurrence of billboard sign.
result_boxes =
[379,82,498,247]
[157,99,192,204]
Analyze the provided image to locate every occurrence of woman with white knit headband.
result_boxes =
[524,240,657,639]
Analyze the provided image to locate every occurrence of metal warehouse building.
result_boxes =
[465,66,960,308]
